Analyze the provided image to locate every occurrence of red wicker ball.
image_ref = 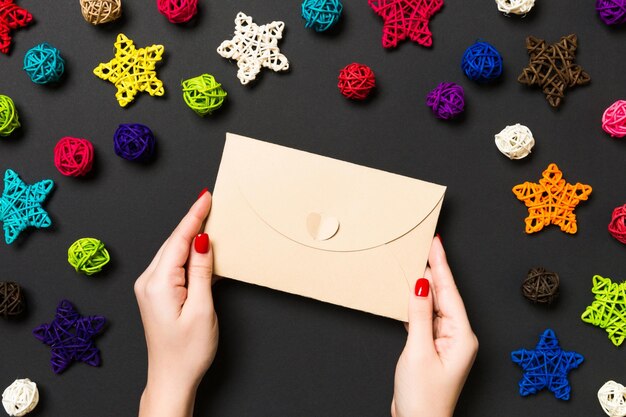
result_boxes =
[54,136,94,177]
[157,0,198,23]
[609,204,626,244]
[338,63,375,100]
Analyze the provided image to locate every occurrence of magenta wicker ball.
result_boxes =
[596,0,626,25]
[426,82,465,120]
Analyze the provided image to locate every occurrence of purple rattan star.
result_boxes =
[511,329,584,400]
[33,299,106,374]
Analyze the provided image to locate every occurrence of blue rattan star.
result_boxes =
[511,329,583,400]
[33,300,106,374]
[0,169,53,244]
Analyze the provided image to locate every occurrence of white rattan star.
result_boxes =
[217,12,289,85]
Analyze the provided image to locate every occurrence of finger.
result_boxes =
[428,236,471,327]
[406,277,437,357]
[184,232,215,312]
[159,191,213,269]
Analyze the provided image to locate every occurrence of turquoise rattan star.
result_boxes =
[511,329,583,400]
[0,169,53,244]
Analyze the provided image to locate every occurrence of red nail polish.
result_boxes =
[194,233,209,253]
[198,188,209,200]
[415,278,429,297]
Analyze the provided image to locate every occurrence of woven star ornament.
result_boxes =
[94,33,165,107]
[518,34,590,108]
[0,0,33,54]
[368,0,443,48]
[0,169,53,244]
[582,275,626,347]
[217,12,289,85]
[512,163,592,234]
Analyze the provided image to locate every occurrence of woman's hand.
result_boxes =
[391,237,478,417]
[135,190,217,417]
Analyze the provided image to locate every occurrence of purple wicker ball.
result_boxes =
[113,124,155,162]
[596,0,626,25]
[426,82,465,120]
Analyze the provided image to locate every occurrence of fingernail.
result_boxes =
[194,233,209,253]
[198,187,209,200]
[436,233,442,244]
[415,278,429,297]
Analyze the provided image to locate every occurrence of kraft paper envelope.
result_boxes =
[206,133,446,321]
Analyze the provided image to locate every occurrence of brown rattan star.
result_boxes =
[512,163,592,234]
[518,34,590,108]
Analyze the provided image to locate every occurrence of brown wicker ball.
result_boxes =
[80,0,122,25]
[0,282,25,317]
[522,267,560,304]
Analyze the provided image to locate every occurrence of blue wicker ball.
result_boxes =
[461,40,503,83]
[301,0,343,32]
[23,43,65,85]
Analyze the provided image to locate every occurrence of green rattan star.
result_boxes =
[0,169,53,244]
[581,275,626,347]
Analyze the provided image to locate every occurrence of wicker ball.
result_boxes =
[181,74,227,116]
[0,95,20,137]
[461,40,503,83]
[602,100,626,138]
[23,43,65,85]
[1,379,38,416]
[426,82,465,120]
[494,123,535,159]
[79,0,122,25]
[609,204,626,244]
[337,63,375,100]
[0,282,25,318]
[522,267,560,304]
[54,137,94,177]
[598,380,626,417]
[157,0,198,23]
[301,0,343,32]
[597,0,626,25]
[495,0,535,15]
[113,123,155,162]
[68,238,111,275]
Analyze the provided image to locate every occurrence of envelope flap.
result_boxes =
[227,133,446,252]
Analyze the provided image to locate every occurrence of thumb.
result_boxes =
[406,277,436,354]
[184,232,214,311]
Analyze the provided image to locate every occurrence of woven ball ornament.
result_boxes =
[597,0,626,25]
[79,0,122,25]
[426,82,465,120]
[1,379,38,417]
[157,0,197,23]
[68,237,110,275]
[495,123,535,159]
[462,40,503,83]
[602,100,626,138]
[522,268,559,304]
[609,204,626,244]
[0,281,25,317]
[113,123,155,161]
[182,74,227,116]
[302,0,343,32]
[338,63,375,100]
[23,43,65,85]
[495,0,535,15]
[53,137,94,177]
[598,380,626,417]
[0,95,20,137]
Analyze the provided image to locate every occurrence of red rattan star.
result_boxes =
[0,0,33,55]
[368,0,443,49]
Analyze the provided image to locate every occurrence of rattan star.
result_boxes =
[368,0,443,48]
[518,34,590,108]
[0,0,33,54]
[581,275,626,347]
[512,163,592,235]
[217,12,289,85]
[511,329,583,400]
[33,300,106,374]
[93,33,165,107]
[0,169,53,245]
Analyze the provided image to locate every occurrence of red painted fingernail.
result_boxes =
[194,233,209,253]
[436,233,442,244]
[415,278,429,297]
[198,188,209,200]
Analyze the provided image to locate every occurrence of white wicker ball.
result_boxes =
[2,379,39,417]
[494,123,535,160]
[598,380,626,417]
[495,0,535,15]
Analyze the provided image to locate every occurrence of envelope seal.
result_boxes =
[307,212,340,241]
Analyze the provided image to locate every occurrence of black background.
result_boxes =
[0,0,625,416]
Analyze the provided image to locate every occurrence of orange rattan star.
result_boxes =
[0,0,33,54]
[512,163,592,234]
